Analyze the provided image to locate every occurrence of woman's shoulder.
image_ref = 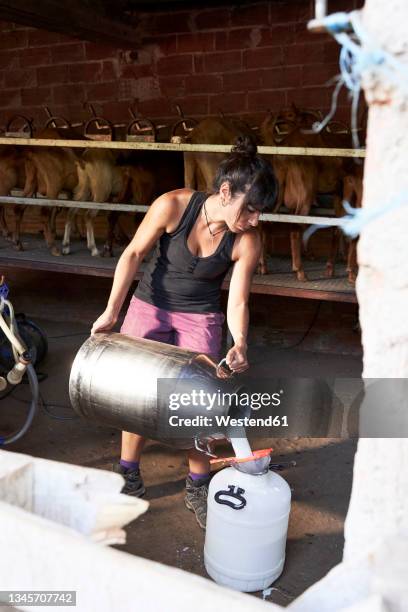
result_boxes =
[231,228,261,262]
[160,188,194,204]
[158,188,196,233]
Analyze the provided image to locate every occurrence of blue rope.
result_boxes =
[304,10,408,240]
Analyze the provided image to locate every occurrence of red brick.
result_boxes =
[5,68,36,89]
[101,101,132,123]
[0,30,27,50]
[21,87,52,106]
[0,51,19,69]
[194,9,231,30]
[143,35,177,55]
[259,25,296,46]
[159,76,186,98]
[37,64,70,86]
[177,32,214,54]
[194,54,205,73]
[330,0,360,11]
[209,92,247,114]
[69,62,102,83]
[288,86,332,108]
[101,60,118,81]
[284,43,325,66]
[247,90,286,112]
[302,63,339,87]
[172,95,208,116]
[149,12,192,35]
[120,64,153,79]
[28,29,71,47]
[50,43,85,64]
[270,2,311,24]
[261,66,301,90]
[0,88,21,108]
[156,54,193,76]
[138,97,174,117]
[223,70,263,92]
[85,42,119,61]
[118,80,134,100]
[85,82,118,102]
[243,47,283,69]
[214,32,228,51]
[187,74,223,95]
[215,28,259,51]
[19,46,51,67]
[324,42,341,64]
[204,51,242,73]
[231,4,269,27]
[53,83,86,105]
[294,22,329,44]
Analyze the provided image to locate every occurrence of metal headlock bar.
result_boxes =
[0,195,346,226]
[0,137,366,158]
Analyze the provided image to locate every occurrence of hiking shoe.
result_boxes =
[184,474,210,529]
[113,463,146,497]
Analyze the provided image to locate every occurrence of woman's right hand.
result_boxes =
[91,309,117,335]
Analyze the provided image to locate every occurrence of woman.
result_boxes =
[91,137,278,529]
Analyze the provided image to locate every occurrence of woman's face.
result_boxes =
[222,187,261,233]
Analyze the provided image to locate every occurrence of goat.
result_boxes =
[184,116,257,191]
[62,149,127,257]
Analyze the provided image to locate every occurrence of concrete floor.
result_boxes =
[1,269,362,607]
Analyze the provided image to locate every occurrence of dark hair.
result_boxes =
[212,135,278,211]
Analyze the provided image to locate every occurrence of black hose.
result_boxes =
[0,364,39,445]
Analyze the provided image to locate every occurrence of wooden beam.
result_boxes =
[0,137,366,158]
[0,196,347,227]
[0,0,141,47]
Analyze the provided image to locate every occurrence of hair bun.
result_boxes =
[231,135,257,158]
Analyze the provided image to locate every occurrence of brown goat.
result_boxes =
[260,105,357,281]
[1,128,80,256]
[260,112,318,280]
[327,165,363,284]
[102,164,156,257]
[0,146,26,240]
[62,149,127,257]
[184,116,257,191]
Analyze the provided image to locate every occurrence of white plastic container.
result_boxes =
[204,461,291,592]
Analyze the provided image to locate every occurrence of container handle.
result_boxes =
[216,358,234,379]
[214,485,247,510]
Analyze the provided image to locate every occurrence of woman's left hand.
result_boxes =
[225,344,249,374]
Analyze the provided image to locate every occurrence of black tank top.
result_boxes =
[135,191,236,313]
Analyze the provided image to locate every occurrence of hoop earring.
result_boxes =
[221,197,227,207]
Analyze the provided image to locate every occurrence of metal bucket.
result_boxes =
[69,333,242,450]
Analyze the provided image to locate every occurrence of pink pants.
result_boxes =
[120,296,225,360]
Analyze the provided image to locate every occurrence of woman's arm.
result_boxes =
[225,230,261,372]
[91,192,178,334]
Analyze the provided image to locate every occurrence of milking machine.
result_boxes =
[0,277,46,444]
[70,331,292,592]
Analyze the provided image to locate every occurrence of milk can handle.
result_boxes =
[214,485,247,510]
[216,358,234,379]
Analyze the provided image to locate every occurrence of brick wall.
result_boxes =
[0,0,363,253]
[0,0,363,128]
